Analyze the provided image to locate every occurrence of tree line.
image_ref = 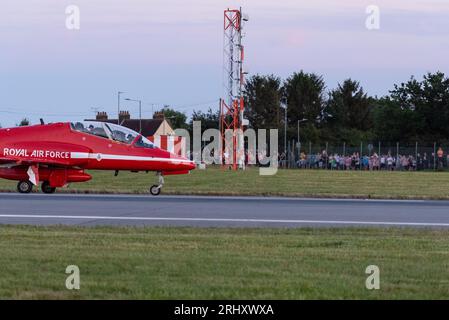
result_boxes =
[243,71,449,145]
[175,70,449,145]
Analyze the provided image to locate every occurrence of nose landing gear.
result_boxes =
[150,172,164,196]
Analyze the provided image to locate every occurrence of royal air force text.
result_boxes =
[3,148,70,159]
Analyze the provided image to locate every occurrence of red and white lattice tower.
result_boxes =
[220,7,248,170]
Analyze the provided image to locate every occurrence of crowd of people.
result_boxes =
[196,146,449,171]
[288,147,448,171]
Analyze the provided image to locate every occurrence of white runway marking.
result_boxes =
[0,214,449,227]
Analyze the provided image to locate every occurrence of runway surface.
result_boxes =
[1,193,449,228]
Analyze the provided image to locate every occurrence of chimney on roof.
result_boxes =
[153,111,165,120]
[96,111,108,121]
[119,110,131,123]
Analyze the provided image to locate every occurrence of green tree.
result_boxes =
[189,108,219,133]
[327,79,374,131]
[244,74,282,129]
[283,71,327,126]
[155,106,187,129]
[389,71,449,140]
[372,97,422,142]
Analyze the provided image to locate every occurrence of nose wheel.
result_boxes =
[150,185,161,196]
[150,172,164,196]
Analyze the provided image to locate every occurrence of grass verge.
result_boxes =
[1,225,449,299]
[2,167,449,199]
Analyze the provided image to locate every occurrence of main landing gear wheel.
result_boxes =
[149,172,164,196]
[41,181,56,194]
[17,181,33,194]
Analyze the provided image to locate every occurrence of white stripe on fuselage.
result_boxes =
[70,152,193,164]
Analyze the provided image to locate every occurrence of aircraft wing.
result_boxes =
[0,158,20,167]
[0,156,74,167]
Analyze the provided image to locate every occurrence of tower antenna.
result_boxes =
[220,7,249,170]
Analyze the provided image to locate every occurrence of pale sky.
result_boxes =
[1,0,448,127]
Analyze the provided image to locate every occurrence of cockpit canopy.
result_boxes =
[70,121,155,148]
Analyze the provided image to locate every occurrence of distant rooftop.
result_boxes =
[85,111,173,137]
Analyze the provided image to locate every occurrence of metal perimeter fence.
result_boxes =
[278,141,449,171]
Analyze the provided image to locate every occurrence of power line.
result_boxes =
[149,99,219,111]
[0,98,219,118]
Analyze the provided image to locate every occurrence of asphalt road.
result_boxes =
[1,193,449,228]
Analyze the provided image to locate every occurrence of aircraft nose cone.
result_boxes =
[170,153,196,171]
[180,157,196,171]
[185,159,196,171]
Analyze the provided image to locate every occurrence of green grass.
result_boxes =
[1,167,449,199]
[1,225,449,299]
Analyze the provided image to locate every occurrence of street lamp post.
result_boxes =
[282,98,287,168]
[296,118,308,164]
[118,91,125,125]
[125,98,142,133]
[297,118,308,147]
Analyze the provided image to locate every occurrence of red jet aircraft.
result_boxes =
[0,121,195,195]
